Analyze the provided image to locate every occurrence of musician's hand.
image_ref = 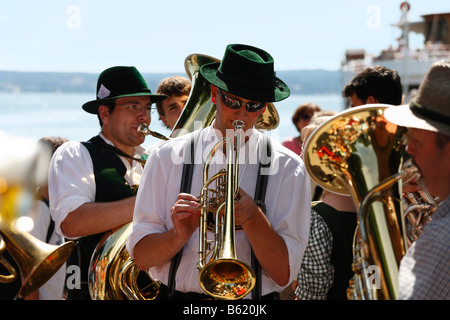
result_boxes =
[170,193,201,243]
[234,188,261,227]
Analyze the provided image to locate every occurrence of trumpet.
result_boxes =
[197,120,256,300]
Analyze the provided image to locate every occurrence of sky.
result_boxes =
[1,0,449,74]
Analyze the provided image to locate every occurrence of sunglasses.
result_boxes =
[218,89,266,112]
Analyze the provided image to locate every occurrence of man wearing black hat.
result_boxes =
[127,44,311,300]
[48,66,167,299]
[384,60,450,300]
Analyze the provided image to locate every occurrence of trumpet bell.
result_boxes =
[199,258,256,300]
[0,227,75,299]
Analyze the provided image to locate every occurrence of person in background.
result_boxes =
[127,44,311,300]
[155,75,191,130]
[281,102,321,156]
[293,116,357,300]
[342,65,403,108]
[384,60,450,300]
[48,66,167,299]
[26,136,68,300]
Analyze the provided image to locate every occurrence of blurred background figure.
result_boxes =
[281,102,321,156]
[26,136,69,300]
[155,75,192,130]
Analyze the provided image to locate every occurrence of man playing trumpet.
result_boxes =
[127,44,311,300]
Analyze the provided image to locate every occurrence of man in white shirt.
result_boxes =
[49,66,167,299]
[127,44,311,300]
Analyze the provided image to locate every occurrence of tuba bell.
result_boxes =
[88,223,159,300]
[303,104,409,300]
[197,120,256,300]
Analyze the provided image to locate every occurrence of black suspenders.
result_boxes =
[251,136,271,299]
[167,132,271,299]
[166,132,197,297]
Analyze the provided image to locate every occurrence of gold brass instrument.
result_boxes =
[0,135,75,299]
[303,104,409,300]
[0,235,17,283]
[137,53,280,139]
[197,120,256,300]
[88,223,159,300]
[402,190,438,245]
[399,157,440,245]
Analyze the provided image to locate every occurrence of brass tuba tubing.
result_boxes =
[197,120,256,300]
[0,235,18,283]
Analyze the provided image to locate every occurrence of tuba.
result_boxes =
[303,104,409,300]
[0,134,75,299]
[197,120,256,300]
[88,223,159,300]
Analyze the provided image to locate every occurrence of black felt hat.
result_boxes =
[200,44,290,102]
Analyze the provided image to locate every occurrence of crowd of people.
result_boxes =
[1,43,448,301]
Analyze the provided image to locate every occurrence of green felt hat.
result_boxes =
[82,66,167,114]
[200,44,290,102]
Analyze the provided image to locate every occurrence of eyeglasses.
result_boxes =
[119,103,154,116]
[218,89,266,112]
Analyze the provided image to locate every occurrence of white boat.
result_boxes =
[340,2,450,104]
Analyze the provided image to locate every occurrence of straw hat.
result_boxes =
[384,60,450,137]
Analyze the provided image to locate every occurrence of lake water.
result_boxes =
[0,91,345,149]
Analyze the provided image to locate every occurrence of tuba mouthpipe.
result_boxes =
[137,123,169,141]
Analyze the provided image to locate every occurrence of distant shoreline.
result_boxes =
[0,69,342,95]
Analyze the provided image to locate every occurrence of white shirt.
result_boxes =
[48,133,145,239]
[127,126,311,297]
[29,200,66,300]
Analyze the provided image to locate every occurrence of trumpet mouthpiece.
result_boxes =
[233,120,245,130]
